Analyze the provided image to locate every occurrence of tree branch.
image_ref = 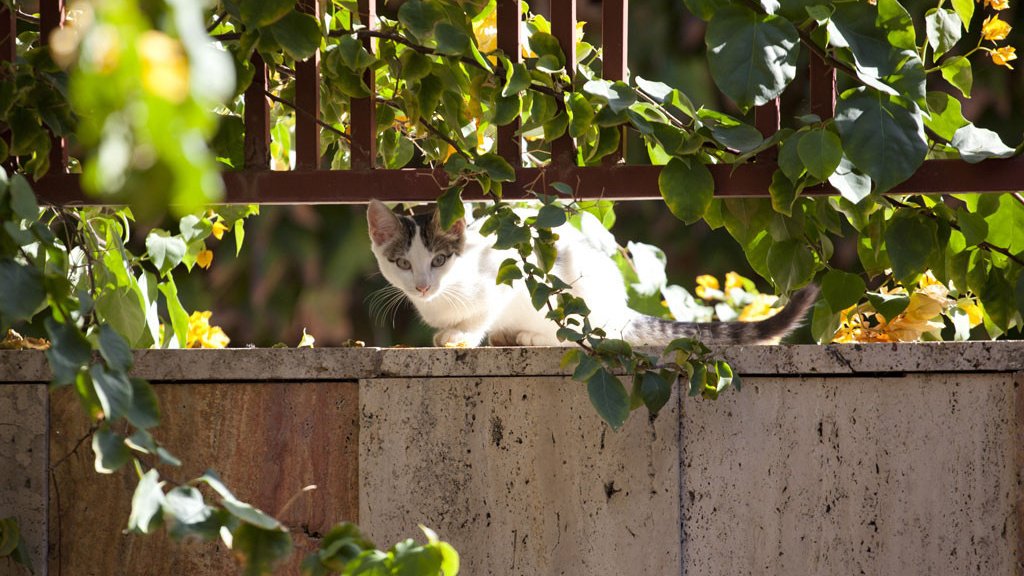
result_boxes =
[263,89,351,141]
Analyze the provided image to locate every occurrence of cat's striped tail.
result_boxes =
[623,285,820,346]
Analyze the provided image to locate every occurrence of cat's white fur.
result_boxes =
[367,200,634,346]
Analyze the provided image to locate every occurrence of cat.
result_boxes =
[366,199,818,347]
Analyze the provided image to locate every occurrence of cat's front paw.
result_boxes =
[433,329,484,347]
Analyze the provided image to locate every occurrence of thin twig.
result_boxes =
[263,89,351,141]
[376,97,473,160]
[206,10,228,33]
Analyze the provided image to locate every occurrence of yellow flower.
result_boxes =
[473,10,497,54]
[186,311,230,348]
[137,31,190,103]
[196,249,213,269]
[958,300,984,327]
[991,45,1017,69]
[984,0,1010,10]
[695,274,720,300]
[211,221,229,240]
[982,15,1011,42]
[738,294,780,322]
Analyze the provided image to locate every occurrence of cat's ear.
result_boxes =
[431,208,465,237]
[367,200,399,245]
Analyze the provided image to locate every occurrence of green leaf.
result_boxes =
[797,128,843,181]
[535,204,566,229]
[232,523,293,576]
[127,377,160,430]
[434,22,472,56]
[10,175,39,221]
[768,170,801,217]
[91,364,133,422]
[241,0,293,27]
[45,320,92,388]
[828,156,872,205]
[925,9,961,60]
[338,36,375,71]
[128,468,165,533]
[266,11,321,61]
[940,56,972,98]
[399,49,433,82]
[92,426,130,474]
[96,287,147,346]
[884,209,937,283]
[834,88,926,193]
[145,231,187,276]
[950,0,974,30]
[495,258,522,285]
[568,94,595,140]
[398,0,444,42]
[867,291,910,320]
[876,0,916,51]
[765,239,816,292]
[528,32,566,71]
[688,362,707,397]
[475,153,516,182]
[659,158,714,225]
[705,6,799,111]
[956,209,988,248]
[163,486,214,533]
[684,0,729,20]
[502,63,531,97]
[98,325,133,372]
[778,131,806,182]
[158,277,189,348]
[924,92,969,141]
[640,371,672,415]
[950,125,1015,163]
[1015,274,1024,323]
[0,258,44,321]
[436,186,465,231]
[587,368,630,430]
[821,270,866,311]
[810,299,841,344]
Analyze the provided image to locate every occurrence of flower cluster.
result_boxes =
[979,0,1016,69]
[694,272,783,323]
[185,311,230,348]
[833,273,982,343]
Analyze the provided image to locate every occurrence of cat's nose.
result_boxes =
[416,284,431,295]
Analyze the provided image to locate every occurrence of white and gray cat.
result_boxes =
[367,199,817,347]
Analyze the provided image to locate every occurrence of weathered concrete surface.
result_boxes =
[681,372,1024,576]
[6,341,1024,383]
[360,377,680,576]
[0,384,47,575]
[48,381,359,576]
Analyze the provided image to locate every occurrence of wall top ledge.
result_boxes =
[2,341,1023,384]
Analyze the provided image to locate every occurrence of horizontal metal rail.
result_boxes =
[31,157,1024,205]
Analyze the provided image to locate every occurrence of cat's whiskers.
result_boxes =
[367,285,409,328]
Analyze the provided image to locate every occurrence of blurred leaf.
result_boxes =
[10,175,39,221]
[437,186,465,230]
[92,426,130,474]
[128,468,165,533]
[98,324,133,372]
[241,0,293,27]
[232,524,293,576]
[0,259,44,321]
[91,364,133,422]
[44,318,93,386]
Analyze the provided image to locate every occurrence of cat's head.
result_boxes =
[366,199,466,301]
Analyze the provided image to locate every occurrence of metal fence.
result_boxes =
[4,0,1023,205]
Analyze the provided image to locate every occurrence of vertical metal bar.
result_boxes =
[0,4,13,171]
[602,0,628,163]
[350,0,377,171]
[295,0,321,170]
[754,98,780,161]
[496,0,521,166]
[809,53,836,120]
[549,1,576,165]
[244,54,271,169]
[40,0,68,173]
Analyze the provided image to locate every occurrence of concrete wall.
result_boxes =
[1,343,1022,575]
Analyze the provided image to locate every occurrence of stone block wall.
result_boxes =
[1,343,1021,575]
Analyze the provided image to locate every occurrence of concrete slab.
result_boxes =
[359,376,680,576]
[0,384,47,575]
[681,372,1024,576]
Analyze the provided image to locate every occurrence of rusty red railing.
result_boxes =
[3,0,1023,205]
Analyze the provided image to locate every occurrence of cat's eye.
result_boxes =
[395,258,412,270]
[431,254,448,268]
